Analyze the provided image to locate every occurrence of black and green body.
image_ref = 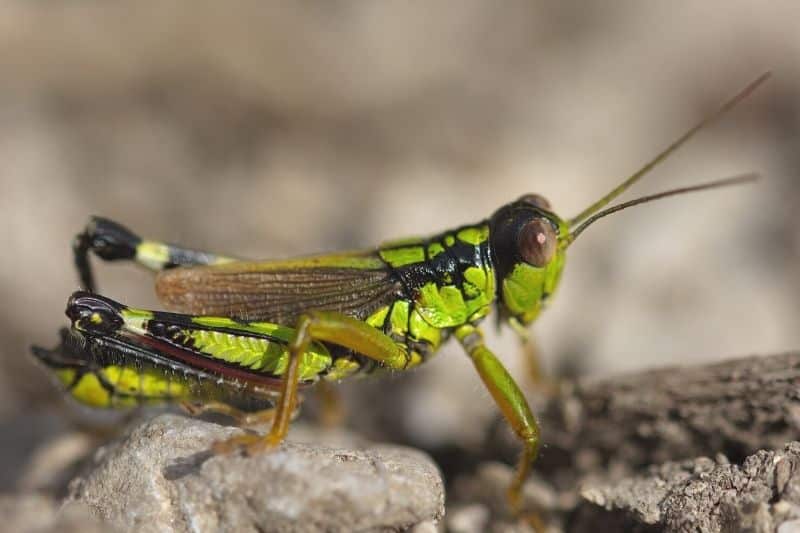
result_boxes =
[32,73,768,512]
[37,205,568,408]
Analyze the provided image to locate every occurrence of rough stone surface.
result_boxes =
[449,462,565,533]
[0,493,107,533]
[470,353,800,532]
[19,353,800,532]
[541,352,800,476]
[17,431,95,494]
[577,442,800,532]
[67,414,444,533]
[485,352,800,494]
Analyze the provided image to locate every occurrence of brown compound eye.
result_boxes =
[518,218,557,267]
[518,193,551,211]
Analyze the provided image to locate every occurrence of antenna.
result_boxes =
[567,173,759,244]
[568,72,770,227]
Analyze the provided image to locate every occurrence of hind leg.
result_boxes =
[73,216,235,291]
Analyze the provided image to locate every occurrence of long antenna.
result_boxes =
[567,72,771,227]
[566,173,759,244]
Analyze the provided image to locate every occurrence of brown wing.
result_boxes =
[155,252,401,324]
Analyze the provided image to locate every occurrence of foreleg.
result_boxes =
[456,324,541,512]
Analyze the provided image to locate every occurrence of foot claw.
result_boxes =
[507,486,548,532]
[245,434,282,455]
[507,485,522,515]
[211,433,283,455]
[180,401,203,417]
[212,433,260,454]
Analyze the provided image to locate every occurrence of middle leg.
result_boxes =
[509,319,561,396]
[213,310,410,454]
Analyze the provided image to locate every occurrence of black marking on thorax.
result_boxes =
[390,232,493,296]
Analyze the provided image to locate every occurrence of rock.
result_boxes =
[18,431,95,494]
[0,493,59,532]
[577,442,800,532]
[449,462,563,533]
[0,412,75,491]
[447,503,490,533]
[452,462,560,517]
[533,352,800,484]
[67,414,444,533]
[0,492,107,533]
[409,520,442,532]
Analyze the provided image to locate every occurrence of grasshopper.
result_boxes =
[33,73,768,510]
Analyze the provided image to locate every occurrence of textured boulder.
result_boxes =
[0,493,107,533]
[578,442,800,532]
[67,414,444,533]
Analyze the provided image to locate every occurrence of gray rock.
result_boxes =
[0,493,107,533]
[0,493,58,532]
[578,442,800,532]
[409,520,442,532]
[449,463,563,533]
[447,503,490,533]
[67,414,444,533]
[0,412,75,491]
[18,431,95,494]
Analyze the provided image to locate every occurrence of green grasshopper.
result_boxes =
[32,73,768,510]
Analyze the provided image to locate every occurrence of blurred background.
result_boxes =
[0,0,798,497]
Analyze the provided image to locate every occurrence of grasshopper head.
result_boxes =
[489,194,569,325]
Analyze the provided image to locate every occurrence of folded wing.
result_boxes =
[155,252,401,324]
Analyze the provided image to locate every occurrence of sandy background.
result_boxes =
[0,1,798,490]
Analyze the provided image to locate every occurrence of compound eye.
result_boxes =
[518,193,551,211]
[518,218,557,267]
